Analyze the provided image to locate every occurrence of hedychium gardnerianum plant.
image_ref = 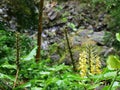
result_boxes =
[13,32,20,89]
[77,39,102,77]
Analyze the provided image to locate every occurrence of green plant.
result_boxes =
[1,43,120,90]
[0,30,15,64]
[0,30,34,64]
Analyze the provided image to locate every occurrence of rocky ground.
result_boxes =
[39,1,112,64]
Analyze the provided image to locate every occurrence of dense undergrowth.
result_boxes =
[0,30,120,90]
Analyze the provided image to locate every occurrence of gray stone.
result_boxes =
[0,9,3,14]
[48,11,58,20]
[50,54,60,62]
[90,31,105,45]
[78,30,94,37]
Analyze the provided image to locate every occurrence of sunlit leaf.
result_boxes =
[1,64,16,69]
[39,71,50,75]
[88,83,100,89]
[63,73,83,81]
[15,82,31,89]
[31,87,42,90]
[107,55,120,70]
[67,23,77,31]
[53,64,68,71]
[104,71,116,79]
[56,80,64,86]
[62,18,67,22]
[102,86,110,90]
[116,33,120,42]
[23,46,37,61]
[0,73,15,81]
[113,81,119,88]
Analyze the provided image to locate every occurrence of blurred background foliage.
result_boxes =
[1,0,38,31]
[92,0,120,49]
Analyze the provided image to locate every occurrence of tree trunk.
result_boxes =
[36,0,44,62]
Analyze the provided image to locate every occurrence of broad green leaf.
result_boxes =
[15,82,31,89]
[0,73,15,81]
[88,83,100,90]
[1,64,16,69]
[113,81,119,88]
[116,33,120,42]
[39,71,50,75]
[67,23,77,31]
[44,77,59,89]
[102,86,109,90]
[62,18,67,23]
[54,64,68,71]
[23,46,37,61]
[107,55,120,70]
[63,73,83,81]
[47,67,56,71]
[56,80,64,86]
[104,71,116,79]
[31,87,42,90]
[90,74,104,82]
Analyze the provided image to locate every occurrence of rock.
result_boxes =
[95,85,105,90]
[104,47,115,57]
[0,9,3,14]
[87,25,93,30]
[100,46,109,55]
[72,36,81,46]
[48,11,57,20]
[78,29,94,37]
[68,29,94,46]
[41,41,49,50]
[50,54,60,63]
[90,31,105,45]
[3,14,8,18]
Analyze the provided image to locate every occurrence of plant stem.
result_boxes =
[109,69,120,90]
[13,69,19,89]
[64,27,76,71]
[13,32,20,89]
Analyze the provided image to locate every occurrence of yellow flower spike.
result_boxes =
[95,56,101,74]
[90,54,96,75]
[78,51,87,77]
